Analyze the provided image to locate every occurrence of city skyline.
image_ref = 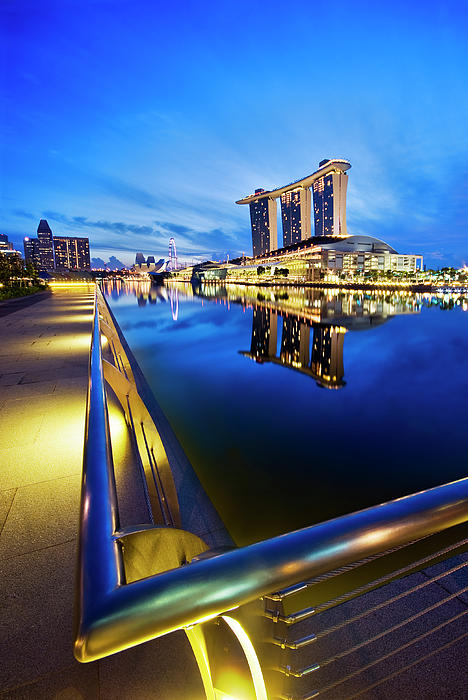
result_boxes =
[3,1,468,267]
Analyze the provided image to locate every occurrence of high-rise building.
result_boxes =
[237,159,351,255]
[26,221,91,271]
[53,236,91,270]
[23,237,41,268]
[0,234,12,250]
[280,188,311,247]
[249,189,278,257]
[312,160,348,237]
[37,219,55,269]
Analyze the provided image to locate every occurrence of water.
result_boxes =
[104,280,468,547]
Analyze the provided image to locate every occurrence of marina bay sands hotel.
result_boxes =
[237,158,350,255]
[236,158,423,273]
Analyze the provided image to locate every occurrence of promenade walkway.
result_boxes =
[0,286,203,699]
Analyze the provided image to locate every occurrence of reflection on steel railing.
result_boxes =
[75,286,468,699]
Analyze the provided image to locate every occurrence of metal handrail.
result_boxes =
[74,287,468,663]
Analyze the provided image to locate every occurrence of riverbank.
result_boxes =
[169,275,467,294]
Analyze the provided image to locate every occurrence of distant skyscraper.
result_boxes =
[53,236,91,270]
[312,160,348,237]
[37,219,55,269]
[280,188,311,247]
[0,234,10,249]
[249,190,278,257]
[23,237,41,268]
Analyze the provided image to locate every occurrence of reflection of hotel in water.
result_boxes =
[236,287,422,389]
[241,309,346,389]
[102,279,422,390]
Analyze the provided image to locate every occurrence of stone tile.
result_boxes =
[0,442,82,491]
[0,361,23,374]
[99,631,204,700]
[0,415,43,449]
[0,381,57,401]
[0,662,99,700]
[0,474,81,560]
[0,373,25,386]
[54,377,88,393]
[0,541,78,689]
[0,489,16,535]
[19,367,87,384]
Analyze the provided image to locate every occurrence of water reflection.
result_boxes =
[102,278,468,545]
[103,278,468,391]
[195,282,422,390]
[241,310,347,389]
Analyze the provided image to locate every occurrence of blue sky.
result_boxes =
[2,0,468,266]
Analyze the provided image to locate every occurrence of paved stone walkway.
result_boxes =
[0,287,203,700]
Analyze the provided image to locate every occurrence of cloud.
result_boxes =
[92,174,162,210]
[154,221,194,236]
[12,209,37,220]
[34,209,246,263]
[43,211,157,237]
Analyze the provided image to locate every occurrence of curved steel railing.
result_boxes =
[74,287,468,664]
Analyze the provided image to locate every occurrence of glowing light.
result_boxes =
[221,616,267,700]
[49,282,94,288]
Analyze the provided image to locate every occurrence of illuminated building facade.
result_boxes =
[0,234,22,265]
[37,219,55,269]
[23,237,41,268]
[242,235,423,278]
[53,236,90,270]
[312,160,348,237]
[0,234,12,251]
[280,188,311,247]
[238,160,350,256]
[320,235,423,274]
[25,221,92,271]
[249,189,278,257]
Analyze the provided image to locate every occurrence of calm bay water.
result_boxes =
[104,280,468,547]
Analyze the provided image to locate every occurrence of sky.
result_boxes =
[2,0,468,267]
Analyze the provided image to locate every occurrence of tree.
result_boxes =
[257,265,265,275]
[0,253,25,285]
[25,261,39,282]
